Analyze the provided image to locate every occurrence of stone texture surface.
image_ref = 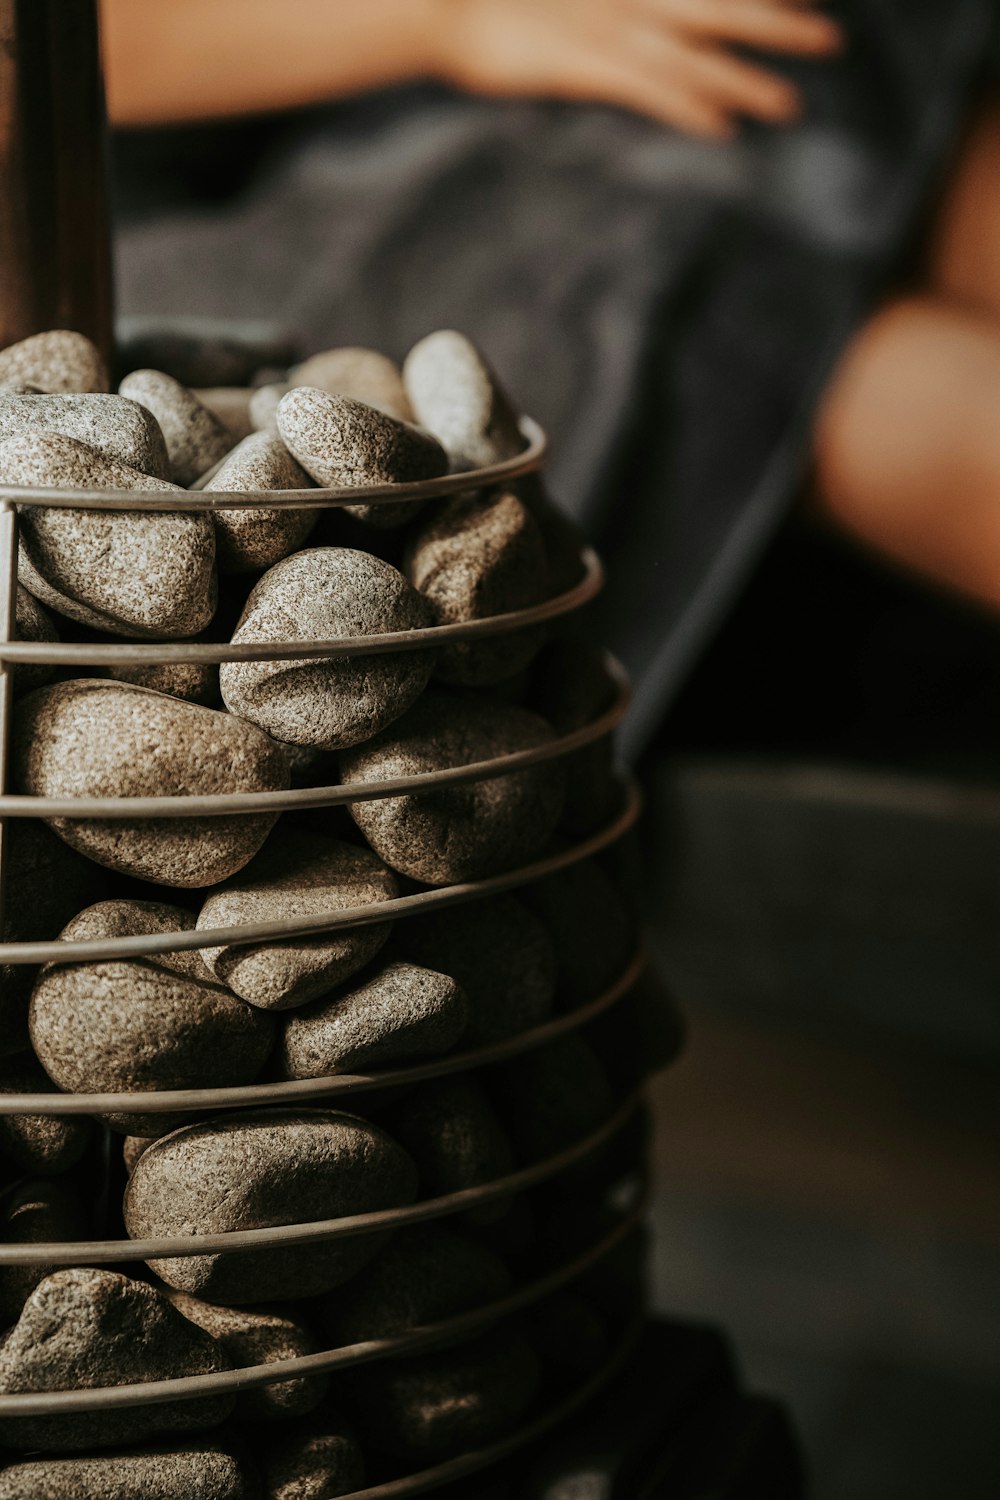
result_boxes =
[195,387,256,444]
[0,331,108,394]
[527,639,619,834]
[12,583,58,695]
[206,432,316,574]
[402,330,523,471]
[124,1109,418,1303]
[404,489,547,686]
[398,894,555,1047]
[0,1052,92,1173]
[317,1221,511,1346]
[0,1179,89,1325]
[278,960,468,1078]
[168,1292,329,1421]
[0,392,170,478]
[257,1411,365,1499]
[488,1034,615,1164]
[520,859,635,1006]
[290,347,415,423]
[0,1440,261,1500]
[0,1268,234,1452]
[30,901,275,1134]
[119,369,234,486]
[1,431,217,638]
[277,387,446,528]
[197,830,398,1011]
[340,693,565,885]
[14,680,289,887]
[249,382,289,437]
[103,659,219,705]
[389,1076,514,1224]
[219,548,434,750]
[123,1134,156,1173]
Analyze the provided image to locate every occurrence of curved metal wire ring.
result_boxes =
[0,417,547,513]
[0,950,649,1116]
[0,1084,644,1266]
[0,774,642,967]
[0,654,628,821]
[0,1177,648,1415]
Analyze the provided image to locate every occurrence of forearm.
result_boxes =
[101,0,444,126]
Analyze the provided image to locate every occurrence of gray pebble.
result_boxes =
[398,894,555,1048]
[29,901,275,1135]
[168,1292,329,1422]
[2,431,217,638]
[289,347,415,423]
[206,432,316,574]
[340,693,565,885]
[277,387,446,528]
[0,382,42,394]
[194,387,257,444]
[258,1411,365,1500]
[278,960,468,1078]
[402,331,522,471]
[0,331,109,394]
[0,1439,260,1500]
[197,830,398,1011]
[317,1222,511,1346]
[119,369,233,486]
[520,859,634,1005]
[124,1108,418,1303]
[0,1268,233,1452]
[404,490,547,685]
[488,1034,614,1164]
[103,659,219,705]
[248,382,289,437]
[389,1076,514,1225]
[0,1179,88,1326]
[0,1052,92,1173]
[123,1134,156,1174]
[13,584,58,695]
[219,548,434,750]
[13,680,289,887]
[0,392,170,477]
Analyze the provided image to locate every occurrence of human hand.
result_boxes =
[436,0,843,138]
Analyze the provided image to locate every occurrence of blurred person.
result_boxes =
[101,0,1000,754]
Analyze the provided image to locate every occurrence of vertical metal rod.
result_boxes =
[0,503,19,945]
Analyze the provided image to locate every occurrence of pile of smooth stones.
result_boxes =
[0,327,680,1498]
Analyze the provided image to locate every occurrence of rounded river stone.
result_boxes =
[0,1052,92,1173]
[119,369,233,486]
[398,894,555,1047]
[104,658,219,705]
[219,548,434,751]
[30,901,275,1135]
[0,392,170,477]
[0,1179,88,1326]
[13,680,290,887]
[258,1411,365,1500]
[0,1268,233,1452]
[277,387,446,528]
[206,432,316,574]
[389,1077,513,1225]
[0,330,109,394]
[2,431,217,637]
[12,583,57,695]
[124,1108,419,1303]
[0,1440,261,1500]
[488,1034,614,1164]
[290,346,414,423]
[403,489,547,685]
[195,386,257,443]
[278,960,468,1078]
[249,381,288,436]
[340,693,565,885]
[520,859,634,1005]
[197,830,398,1011]
[402,330,523,471]
[527,638,618,835]
[168,1291,329,1421]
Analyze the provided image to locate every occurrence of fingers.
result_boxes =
[636,0,843,56]
[651,31,805,123]
[567,46,738,137]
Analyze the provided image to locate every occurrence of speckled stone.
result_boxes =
[404,490,547,685]
[0,331,108,394]
[168,1292,329,1421]
[527,639,619,834]
[353,1327,540,1464]
[0,1439,261,1500]
[290,348,415,424]
[0,1268,234,1452]
[123,1134,156,1173]
[397,895,555,1047]
[277,387,446,528]
[219,548,434,750]
[317,1222,510,1346]
[2,431,217,638]
[0,392,170,477]
[488,1034,614,1164]
[249,382,289,437]
[13,680,289,887]
[278,960,468,1078]
[0,1053,92,1173]
[119,369,234,486]
[0,1180,88,1325]
[206,433,316,574]
[197,831,398,1011]
[258,1411,365,1500]
[402,331,522,471]
[519,859,634,1005]
[12,583,58,694]
[30,901,275,1135]
[340,693,565,885]
[124,1109,418,1303]
[389,1077,513,1224]
[0,382,42,394]
[195,387,257,444]
[104,659,219,705]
